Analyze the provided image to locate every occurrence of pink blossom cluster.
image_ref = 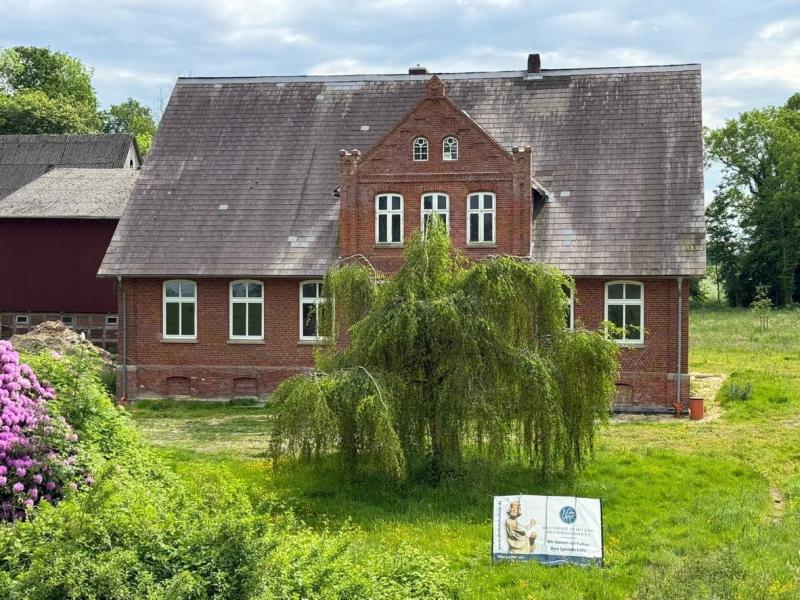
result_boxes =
[1,340,86,522]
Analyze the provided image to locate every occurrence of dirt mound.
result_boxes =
[10,321,114,366]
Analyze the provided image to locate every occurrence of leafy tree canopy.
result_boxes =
[270,219,620,483]
[705,94,800,306]
[102,98,157,155]
[0,90,94,135]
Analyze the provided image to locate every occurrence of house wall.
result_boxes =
[0,219,118,342]
[119,275,690,409]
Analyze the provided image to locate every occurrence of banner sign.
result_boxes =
[492,495,603,566]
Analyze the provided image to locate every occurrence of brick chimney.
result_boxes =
[409,65,428,75]
[426,75,445,98]
[527,53,541,74]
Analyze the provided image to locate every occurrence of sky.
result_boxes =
[2,0,800,196]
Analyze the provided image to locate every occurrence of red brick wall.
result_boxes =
[339,77,532,273]
[119,277,320,399]
[121,275,690,408]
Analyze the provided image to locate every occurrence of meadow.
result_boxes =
[129,305,800,599]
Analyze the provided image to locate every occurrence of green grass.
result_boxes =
[129,305,800,599]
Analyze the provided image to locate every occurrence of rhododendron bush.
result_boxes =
[0,341,86,522]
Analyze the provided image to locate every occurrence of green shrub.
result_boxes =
[722,381,753,402]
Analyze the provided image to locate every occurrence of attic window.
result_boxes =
[442,136,458,161]
[413,137,428,161]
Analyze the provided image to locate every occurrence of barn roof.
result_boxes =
[0,168,138,219]
[0,133,138,199]
[99,65,705,278]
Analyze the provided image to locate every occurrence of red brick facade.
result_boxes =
[119,77,691,410]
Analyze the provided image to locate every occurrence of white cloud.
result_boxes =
[93,67,174,87]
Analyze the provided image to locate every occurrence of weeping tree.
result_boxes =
[270,219,620,482]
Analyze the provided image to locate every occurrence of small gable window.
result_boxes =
[413,137,428,161]
[421,193,449,234]
[375,193,403,244]
[230,280,264,340]
[467,192,495,244]
[442,136,458,161]
[163,280,197,339]
[605,281,644,344]
[300,280,326,341]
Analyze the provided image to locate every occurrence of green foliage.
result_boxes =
[102,97,157,155]
[705,93,800,306]
[272,219,620,482]
[0,90,94,134]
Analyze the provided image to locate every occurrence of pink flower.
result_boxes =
[12,482,24,493]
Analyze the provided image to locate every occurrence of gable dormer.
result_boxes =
[339,76,533,273]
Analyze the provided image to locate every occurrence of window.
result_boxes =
[163,280,196,339]
[565,286,574,331]
[375,193,403,244]
[413,137,428,161]
[605,281,644,344]
[442,136,458,161]
[105,316,118,328]
[61,315,74,327]
[467,192,495,244]
[421,193,449,234]
[299,280,326,341]
[14,315,29,326]
[230,280,264,340]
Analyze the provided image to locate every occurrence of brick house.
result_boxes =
[0,134,140,347]
[99,56,705,411]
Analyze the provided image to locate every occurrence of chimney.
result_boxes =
[527,53,541,74]
[409,65,428,75]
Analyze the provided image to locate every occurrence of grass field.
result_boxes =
[129,305,800,599]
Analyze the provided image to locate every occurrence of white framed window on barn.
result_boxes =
[413,137,428,161]
[565,286,575,331]
[442,136,458,161]
[163,280,197,339]
[375,193,403,244]
[467,192,495,244]
[605,281,644,344]
[230,280,264,340]
[421,193,449,234]
[299,280,326,341]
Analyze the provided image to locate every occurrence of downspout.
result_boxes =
[117,276,127,404]
[676,276,683,411]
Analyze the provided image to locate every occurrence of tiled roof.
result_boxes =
[0,168,138,219]
[0,133,137,199]
[99,65,705,277]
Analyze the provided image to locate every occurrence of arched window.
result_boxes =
[421,193,449,233]
[230,280,264,340]
[163,280,197,339]
[605,281,644,344]
[442,136,458,161]
[413,137,428,161]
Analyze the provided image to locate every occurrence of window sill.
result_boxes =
[466,242,497,248]
[161,337,197,344]
[614,341,645,348]
[373,243,405,249]
[228,339,265,345]
[298,339,331,346]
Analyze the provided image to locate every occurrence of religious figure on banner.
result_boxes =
[505,499,537,553]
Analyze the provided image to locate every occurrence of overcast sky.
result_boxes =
[2,0,799,195]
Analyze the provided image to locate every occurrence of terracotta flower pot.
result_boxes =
[689,397,704,421]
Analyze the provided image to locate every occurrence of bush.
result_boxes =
[0,341,87,522]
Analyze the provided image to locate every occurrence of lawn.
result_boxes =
[129,305,800,599]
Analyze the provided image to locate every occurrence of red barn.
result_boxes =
[100,57,705,412]
[0,167,138,349]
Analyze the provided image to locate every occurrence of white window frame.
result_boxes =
[229,280,264,340]
[14,315,30,326]
[413,137,428,161]
[375,193,404,244]
[420,192,450,234]
[299,280,326,341]
[565,287,574,331]
[105,315,118,328]
[604,281,644,345]
[442,136,458,161]
[61,315,74,326]
[163,279,197,340]
[466,192,496,244]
